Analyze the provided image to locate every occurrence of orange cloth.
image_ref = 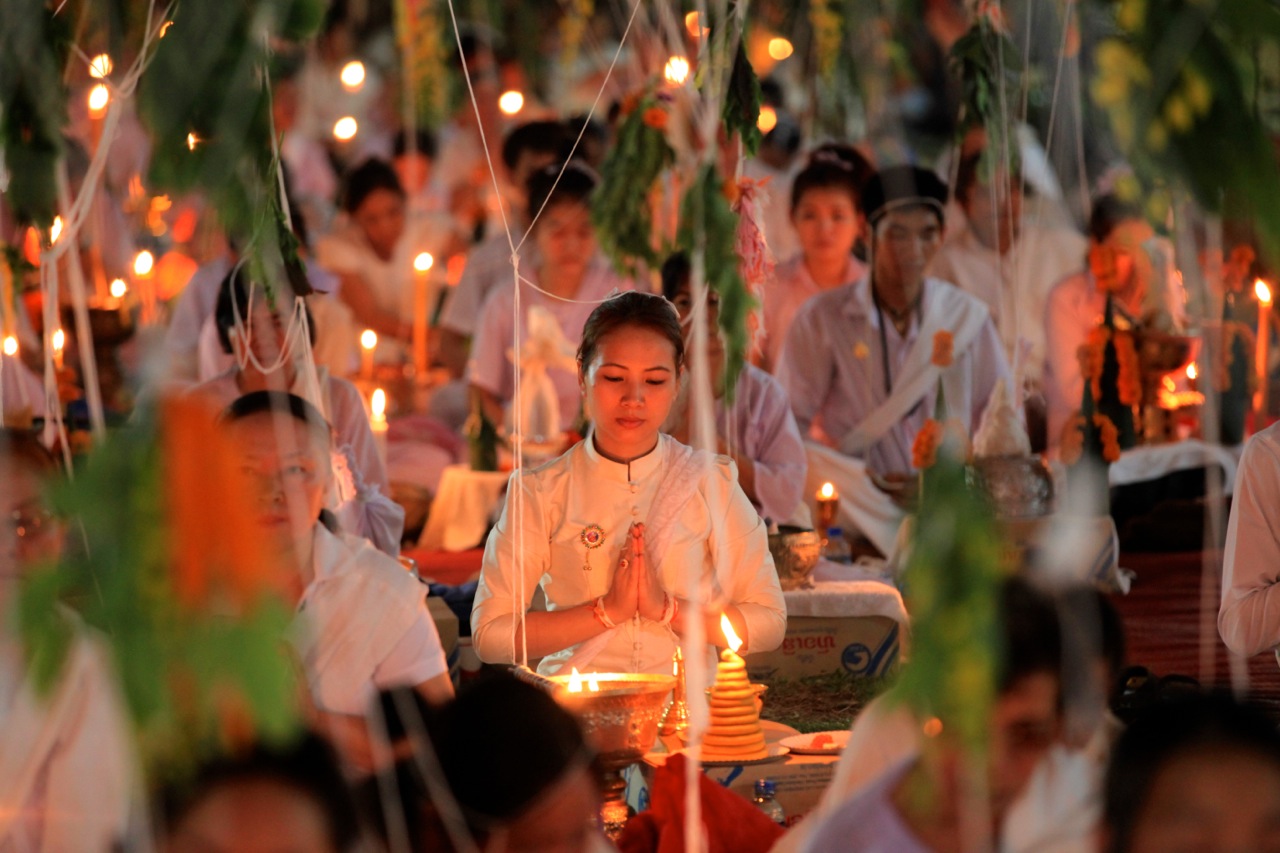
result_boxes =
[617,754,785,853]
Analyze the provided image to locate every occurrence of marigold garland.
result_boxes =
[931,330,954,368]
[1093,413,1122,463]
[1060,413,1087,466]
[912,418,944,470]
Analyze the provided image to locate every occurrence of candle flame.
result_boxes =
[87,84,110,113]
[89,54,113,79]
[360,329,378,351]
[413,252,434,272]
[186,131,200,151]
[819,482,835,500]
[51,329,65,352]
[2,336,17,357]
[333,116,358,141]
[757,105,778,134]
[768,37,794,61]
[371,388,386,418]
[110,278,128,299]
[664,55,691,86]
[1187,362,1198,381]
[50,216,63,244]
[721,614,743,654]
[340,61,366,90]
[159,20,174,38]
[133,250,154,276]
[587,672,600,692]
[1257,279,1273,306]
[498,90,524,116]
[567,666,583,693]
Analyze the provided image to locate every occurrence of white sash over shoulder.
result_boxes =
[838,281,991,456]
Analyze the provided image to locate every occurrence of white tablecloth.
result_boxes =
[783,562,909,625]
[417,464,511,552]
[1109,439,1241,493]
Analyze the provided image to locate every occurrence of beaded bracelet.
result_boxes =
[593,597,617,629]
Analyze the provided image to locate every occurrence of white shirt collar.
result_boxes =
[582,430,667,483]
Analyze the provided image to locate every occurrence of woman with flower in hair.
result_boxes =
[471,291,786,675]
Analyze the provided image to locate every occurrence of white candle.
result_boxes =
[815,481,838,532]
[370,388,389,466]
[51,328,65,371]
[412,252,433,381]
[360,328,378,383]
[1257,279,1273,426]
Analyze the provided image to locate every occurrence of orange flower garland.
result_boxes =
[912,419,944,470]
[642,106,668,130]
[931,330,954,367]
[1093,413,1122,462]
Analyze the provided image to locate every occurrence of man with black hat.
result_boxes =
[776,164,1011,558]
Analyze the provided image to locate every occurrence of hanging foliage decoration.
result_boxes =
[948,6,1024,178]
[395,0,450,129]
[1093,0,1280,262]
[0,0,71,227]
[677,165,755,402]
[591,89,675,278]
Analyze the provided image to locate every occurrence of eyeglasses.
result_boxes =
[5,506,55,542]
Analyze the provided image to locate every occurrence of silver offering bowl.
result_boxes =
[967,455,1055,520]
[548,673,676,838]
[767,525,823,590]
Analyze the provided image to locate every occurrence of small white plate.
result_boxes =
[779,731,850,756]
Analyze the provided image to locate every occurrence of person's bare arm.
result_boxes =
[337,272,411,340]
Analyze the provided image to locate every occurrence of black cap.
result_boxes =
[860,164,949,226]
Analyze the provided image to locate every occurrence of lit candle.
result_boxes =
[370,388,389,465]
[51,328,65,370]
[1258,279,1273,427]
[333,116,358,142]
[815,481,838,533]
[134,250,156,324]
[2,335,18,358]
[412,252,433,381]
[340,60,365,92]
[720,613,744,664]
[360,328,378,382]
[498,90,524,116]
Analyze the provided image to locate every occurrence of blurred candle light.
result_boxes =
[133,250,155,276]
[1257,279,1273,425]
[757,105,778,134]
[159,20,174,37]
[87,84,110,116]
[370,388,389,464]
[360,328,378,381]
[2,336,17,357]
[109,278,128,300]
[767,37,794,61]
[50,216,63,244]
[1187,362,1198,381]
[816,481,838,532]
[340,60,366,91]
[333,116,358,141]
[413,253,433,379]
[186,132,200,151]
[664,55,691,86]
[51,328,65,370]
[498,90,525,116]
[89,54,113,78]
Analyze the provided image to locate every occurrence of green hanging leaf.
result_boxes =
[721,39,764,157]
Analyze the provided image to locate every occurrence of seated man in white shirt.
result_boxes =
[1219,418,1280,658]
[777,165,1010,557]
[929,149,1087,448]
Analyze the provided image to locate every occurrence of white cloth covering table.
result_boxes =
[417,464,511,552]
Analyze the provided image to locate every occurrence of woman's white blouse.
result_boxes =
[471,434,787,675]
